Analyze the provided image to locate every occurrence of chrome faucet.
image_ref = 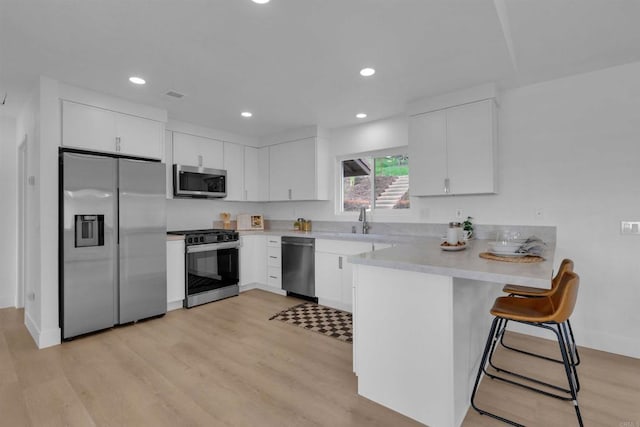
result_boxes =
[358,207,370,234]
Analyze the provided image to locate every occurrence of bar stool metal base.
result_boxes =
[490,319,581,396]
[501,296,581,367]
[471,317,584,426]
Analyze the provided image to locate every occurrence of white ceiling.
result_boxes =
[2,0,640,137]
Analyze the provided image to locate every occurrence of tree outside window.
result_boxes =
[342,154,409,212]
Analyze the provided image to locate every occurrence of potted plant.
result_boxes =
[463,216,474,239]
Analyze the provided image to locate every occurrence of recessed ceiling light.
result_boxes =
[241,111,253,118]
[252,0,270,4]
[356,113,367,119]
[359,68,375,77]
[129,76,146,85]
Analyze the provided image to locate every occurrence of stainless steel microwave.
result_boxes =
[173,164,227,198]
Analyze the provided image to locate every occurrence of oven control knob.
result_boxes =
[187,237,192,244]
[199,236,205,243]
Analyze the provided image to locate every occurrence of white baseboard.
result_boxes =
[24,311,61,349]
[239,282,260,293]
[0,296,14,309]
[24,310,39,345]
[167,300,184,312]
[39,327,61,348]
[241,282,286,296]
[318,297,352,313]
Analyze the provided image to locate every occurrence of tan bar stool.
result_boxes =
[500,259,580,366]
[471,271,583,427]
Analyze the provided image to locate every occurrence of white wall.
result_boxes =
[166,198,263,230]
[16,89,42,340]
[0,116,18,308]
[266,61,640,358]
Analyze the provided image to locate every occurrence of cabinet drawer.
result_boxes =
[266,236,281,247]
[267,266,282,286]
[267,247,281,266]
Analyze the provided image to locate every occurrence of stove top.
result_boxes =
[168,228,239,245]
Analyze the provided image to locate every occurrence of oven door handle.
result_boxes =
[186,242,241,253]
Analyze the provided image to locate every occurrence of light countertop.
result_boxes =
[237,229,426,244]
[166,234,185,241]
[349,237,555,287]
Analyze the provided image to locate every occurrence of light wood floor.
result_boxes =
[0,289,638,427]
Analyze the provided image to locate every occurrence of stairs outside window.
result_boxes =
[375,175,409,209]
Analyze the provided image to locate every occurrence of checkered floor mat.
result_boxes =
[269,302,352,343]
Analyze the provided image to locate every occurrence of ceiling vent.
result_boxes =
[165,90,185,99]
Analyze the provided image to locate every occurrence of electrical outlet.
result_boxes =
[621,221,640,235]
[456,209,463,219]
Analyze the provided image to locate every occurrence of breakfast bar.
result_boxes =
[349,238,555,427]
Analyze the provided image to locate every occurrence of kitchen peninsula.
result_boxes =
[349,238,555,427]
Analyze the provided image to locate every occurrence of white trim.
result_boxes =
[17,137,27,308]
[24,311,40,345]
[38,327,62,349]
[25,311,61,349]
[167,300,184,311]
[241,282,286,296]
[318,297,352,313]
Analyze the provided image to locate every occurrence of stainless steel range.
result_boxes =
[168,229,240,308]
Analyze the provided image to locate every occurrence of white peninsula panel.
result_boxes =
[350,238,555,427]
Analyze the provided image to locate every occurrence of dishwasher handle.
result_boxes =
[281,241,314,247]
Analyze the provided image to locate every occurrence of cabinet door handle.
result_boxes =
[198,155,203,167]
[269,256,278,259]
[115,136,121,152]
[269,275,278,279]
[288,189,292,200]
[444,178,450,194]
[245,189,248,200]
[338,256,343,269]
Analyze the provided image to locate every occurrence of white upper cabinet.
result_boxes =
[115,112,164,159]
[409,109,447,196]
[269,137,327,201]
[244,146,269,201]
[409,99,497,196]
[223,141,245,201]
[62,100,164,160]
[172,132,224,170]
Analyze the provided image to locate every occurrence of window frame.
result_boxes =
[335,147,412,218]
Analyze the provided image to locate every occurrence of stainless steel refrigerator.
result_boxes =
[60,151,166,340]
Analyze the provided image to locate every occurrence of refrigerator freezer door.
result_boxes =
[62,153,117,339]
[118,159,167,323]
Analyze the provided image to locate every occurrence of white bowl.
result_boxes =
[487,241,522,253]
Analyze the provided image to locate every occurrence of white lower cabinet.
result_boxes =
[239,235,266,290]
[166,239,185,310]
[315,239,375,312]
[266,236,282,290]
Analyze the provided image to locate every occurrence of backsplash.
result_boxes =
[261,220,556,243]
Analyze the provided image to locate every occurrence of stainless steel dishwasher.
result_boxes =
[281,236,316,300]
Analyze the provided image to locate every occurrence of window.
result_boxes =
[341,153,409,212]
